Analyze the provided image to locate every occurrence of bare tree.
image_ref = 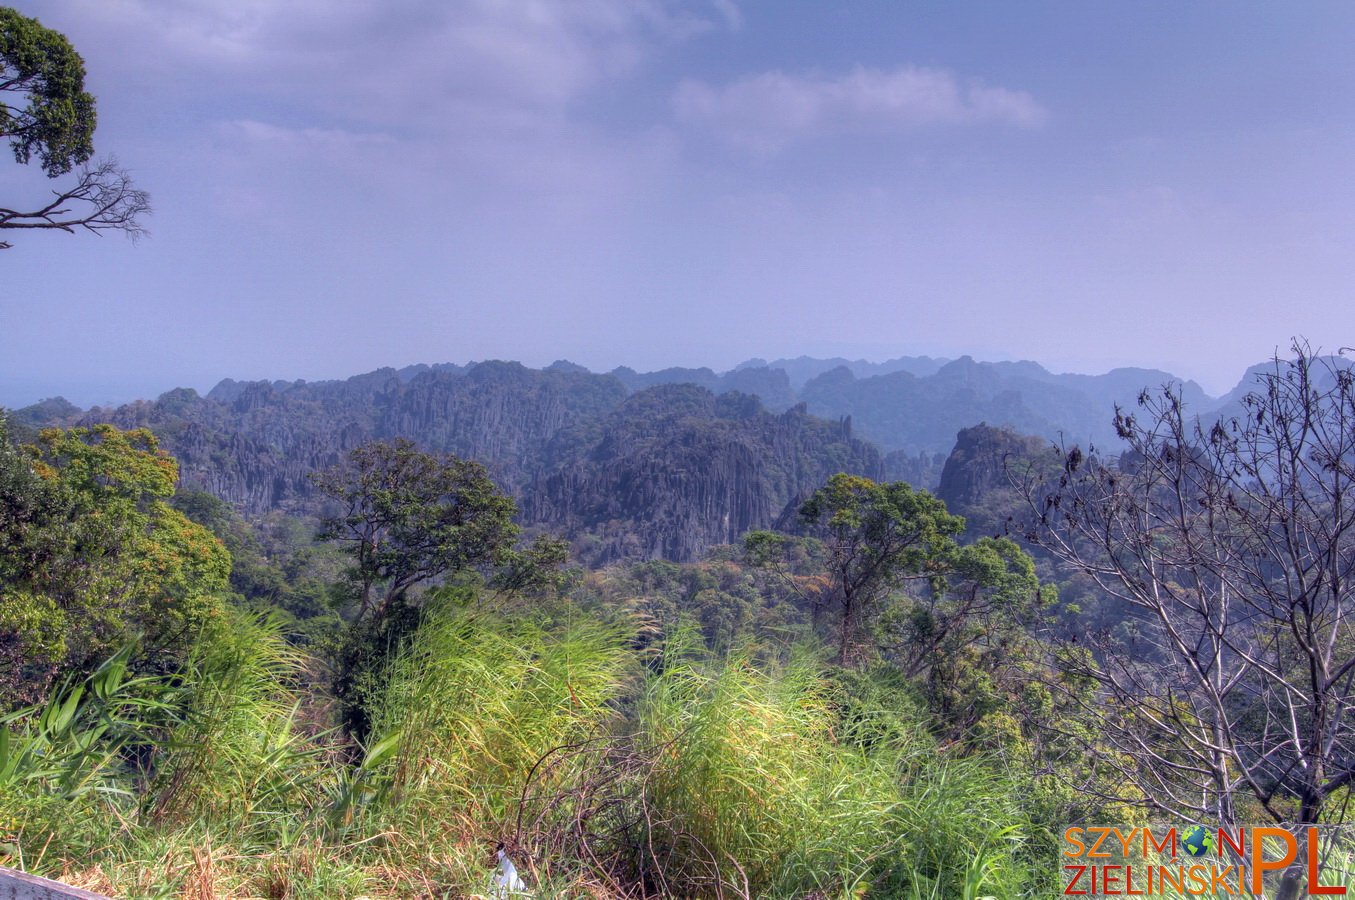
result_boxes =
[1021,341,1355,861]
[0,158,149,249]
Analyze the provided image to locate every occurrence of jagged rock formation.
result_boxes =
[523,386,882,562]
[13,352,1257,563]
[18,363,882,563]
[735,354,950,390]
[800,356,1210,455]
[883,448,948,491]
[937,424,1051,510]
[609,365,796,412]
[935,424,1057,540]
[89,363,629,515]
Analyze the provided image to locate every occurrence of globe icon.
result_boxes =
[1182,825,1214,858]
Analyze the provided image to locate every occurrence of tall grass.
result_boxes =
[0,645,167,872]
[3,603,1056,898]
[146,613,329,837]
[0,645,157,803]
[635,638,1044,899]
[885,754,1039,898]
[1,612,351,897]
[367,600,635,862]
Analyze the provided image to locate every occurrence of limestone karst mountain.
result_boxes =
[13,352,1276,564]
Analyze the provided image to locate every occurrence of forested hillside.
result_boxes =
[0,406,1081,899]
[12,352,1240,566]
[8,349,1355,898]
[9,1,1355,896]
[523,384,880,562]
[15,362,884,564]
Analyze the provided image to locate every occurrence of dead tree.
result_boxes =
[1020,341,1355,860]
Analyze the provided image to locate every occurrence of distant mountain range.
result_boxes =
[6,353,1296,563]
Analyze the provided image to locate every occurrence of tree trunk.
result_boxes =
[838,591,856,667]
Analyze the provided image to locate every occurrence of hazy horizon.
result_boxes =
[1,343,1293,411]
[5,2,1354,409]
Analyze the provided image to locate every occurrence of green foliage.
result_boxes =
[0,616,352,898]
[327,589,425,743]
[491,531,572,595]
[0,424,230,708]
[145,613,326,833]
[881,536,1051,730]
[0,645,163,802]
[0,592,1077,898]
[0,417,1108,897]
[581,553,815,661]
[826,667,1055,899]
[760,473,967,665]
[368,599,633,842]
[0,8,147,249]
[0,7,95,176]
[637,638,1046,898]
[312,438,520,623]
[172,490,345,646]
[638,641,906,896]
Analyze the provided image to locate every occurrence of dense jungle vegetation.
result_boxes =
[8,347,1355,900]
[8,7,1355,898]
[0,413,1092,898]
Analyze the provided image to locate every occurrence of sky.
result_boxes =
[4,1,1355,407]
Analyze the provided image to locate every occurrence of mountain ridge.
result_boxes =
[8,352,1314,564]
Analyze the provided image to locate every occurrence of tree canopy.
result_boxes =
[0,7,148,248]
[747,472,1047,673]
[0,7,94,176]
[799,473,965,665]
[0,420,229,708]
[312,438,521,624]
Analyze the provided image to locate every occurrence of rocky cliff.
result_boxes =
[15,352,1241,563]
[523,386,882,562]
[88,363,628,515]
[935,424,1057,540]
[30,363,879,563]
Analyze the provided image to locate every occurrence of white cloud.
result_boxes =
[50,0,736,130]
[34,0,729,213]
[674,65,1048,153]
[220,120,397,155]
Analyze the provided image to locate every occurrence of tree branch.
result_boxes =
[0,158,149,249]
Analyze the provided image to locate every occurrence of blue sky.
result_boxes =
[3,1,1355,406]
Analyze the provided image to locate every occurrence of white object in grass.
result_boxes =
[492,843,530,897]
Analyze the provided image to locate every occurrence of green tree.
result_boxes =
[800,473,967,667]
[0,422,229,707]
[170,490,345,646]
[879,536,1051,745]
[313,439,550,740]
[0,411,67,704]
[311,439,521,624]
[0,7,148,249]
[748,473,965,666]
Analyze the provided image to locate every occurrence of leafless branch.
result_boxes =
[1014,341,1355,841]
[0,158,150,249]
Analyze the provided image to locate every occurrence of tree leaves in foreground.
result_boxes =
[0,420,229,710]
[311,438,520,625]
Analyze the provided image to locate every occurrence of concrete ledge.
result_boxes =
[0,867,112,900]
